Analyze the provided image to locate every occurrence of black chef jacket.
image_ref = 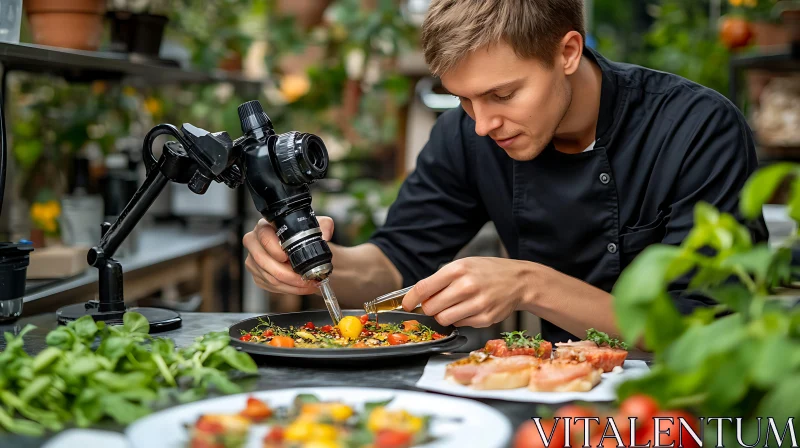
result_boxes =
[368,47,769,343]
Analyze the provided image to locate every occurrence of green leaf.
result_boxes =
[203,370,241,395]
[787,176,800,222]
[750,336,800,388]
[0,406,44,437]
[72,315,99,341]
[644,293,686,352]
[68,356,103,377]
[702,353,750,412]
[123,312,150,334]
[99,394,150,425]
[32,347,62,373]
[720,244,774,284]
[364,397,394,414]
[215,346,258,373]
[294,393,320,408]
[756,376,800,422]
[694,201,719,228]
[701,284,751,314]
[740,162,797,219]
[96,336,131,364]
[45,327,75,349]
[20,376,52,404]
[664,314,746,372]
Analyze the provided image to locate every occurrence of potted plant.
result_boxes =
[25,0,107,50]
[105,0,172,57]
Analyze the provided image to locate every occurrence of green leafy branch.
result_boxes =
[501,330,543,350]
[611,162,800,434]
[0,313,257,436]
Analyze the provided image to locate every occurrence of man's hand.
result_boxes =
[243,217,335,296]
[401,257,536,327]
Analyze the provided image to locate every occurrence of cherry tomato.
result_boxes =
[432,333,445,340]
[303,321,315,330]
[195,417,224,434]
[352,342,369,348]
[513,419,566,448]
[268,336,295,348]
[321,325,333,333]
[262,330,274,337]
[620,394,660,427]
[403,320,420,331]
[239,334,252,342]
[190,439,223,448]
[360,314,370,324]
[719,16,753,49]
[635,410,700,448]
[590,416,632,447]
[387,334,410,345]
[375,430,414,448]
[240,397,272,421]
[263,426,284,443]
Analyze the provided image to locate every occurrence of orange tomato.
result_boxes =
[719,16,753,49]
[360,314,370,324]
[402,320,420,331]
[387,334,410,345]
[240,397,272,421]
[375,430,414,448]
[635,410,700,448]
[619,394,660,427]
[268,336,295,348]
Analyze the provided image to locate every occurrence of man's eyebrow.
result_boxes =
[442,78,525,98]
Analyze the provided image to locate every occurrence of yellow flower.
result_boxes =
[279,74,311,103]
[144,97,162,115]
[743,0,757,6]
[729,0,743,6]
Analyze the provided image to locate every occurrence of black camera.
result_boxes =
[237,101,333,281]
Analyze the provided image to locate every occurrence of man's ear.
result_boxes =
[560,31,583,76]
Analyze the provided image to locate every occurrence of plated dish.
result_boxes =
[444,329,629,392]
[125,387,512,448]
[237,314,447,349]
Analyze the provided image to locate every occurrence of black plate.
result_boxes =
[228,310,468,366]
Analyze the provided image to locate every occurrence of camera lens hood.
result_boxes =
[275,132,329,185]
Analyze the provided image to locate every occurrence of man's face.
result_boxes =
[440,41,571,161]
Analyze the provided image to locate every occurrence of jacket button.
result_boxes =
[607,243,618,254]
[599,173,611,184]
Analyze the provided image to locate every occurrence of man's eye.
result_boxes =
[494,92,514,101]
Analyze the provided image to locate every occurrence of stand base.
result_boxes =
[56,303,182,333]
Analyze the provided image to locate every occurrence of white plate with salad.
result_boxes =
[125,386,512,448]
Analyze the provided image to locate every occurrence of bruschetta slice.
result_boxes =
[528,360,603,393]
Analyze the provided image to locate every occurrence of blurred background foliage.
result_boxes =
[8,0,794,242]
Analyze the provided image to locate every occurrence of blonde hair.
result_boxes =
[421,0,586,76]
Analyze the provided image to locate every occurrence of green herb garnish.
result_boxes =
[0,312,258,436]
[501,330,543,349]
[585,328,629,350]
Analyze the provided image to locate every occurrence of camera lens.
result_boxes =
[274,132,329,185]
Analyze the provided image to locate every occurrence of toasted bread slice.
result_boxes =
[528,360,603,392]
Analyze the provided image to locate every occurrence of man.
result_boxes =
[243,0,768,344]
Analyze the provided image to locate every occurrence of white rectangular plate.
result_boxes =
[415,355,650,403]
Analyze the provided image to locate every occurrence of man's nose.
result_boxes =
[473,105,501,137]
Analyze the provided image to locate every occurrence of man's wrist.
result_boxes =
[517,261,547,313]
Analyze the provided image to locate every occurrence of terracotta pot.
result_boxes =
[751,21,791,48]
[25,0,106,51]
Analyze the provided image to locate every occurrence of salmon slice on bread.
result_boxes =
[479,331,553,359]
[445,352,542,390]
[554,328,629,373]
[528,360,603,392]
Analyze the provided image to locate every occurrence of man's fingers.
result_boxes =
[419,288,462,316]
[245,231,308,288]
[255,219,288,262]
[433,298,484,327]
[247,255,319,295]
[402,262,464,311]
[318,216,334,241]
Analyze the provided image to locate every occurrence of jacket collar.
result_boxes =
[582,46,625,146]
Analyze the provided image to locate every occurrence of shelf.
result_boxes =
[730,43,800,72]
[0,42,265,88]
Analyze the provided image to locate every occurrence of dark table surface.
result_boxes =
[0,312,654,448]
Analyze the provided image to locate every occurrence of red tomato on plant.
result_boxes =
[719,16,753,49]
[513,419,566,448]
[387,334,410,345]
[636,410,700,448]
[620,394,660,427]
